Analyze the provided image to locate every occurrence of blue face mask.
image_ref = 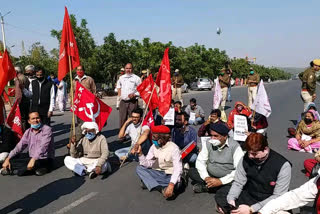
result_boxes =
[152,140,161,147]
[85,132,96,140]
[31,123,42,130]
[250,71,254,75]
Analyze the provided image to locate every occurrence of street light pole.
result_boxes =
[0,11,11,51]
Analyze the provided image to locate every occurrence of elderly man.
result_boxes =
[299,59,320,110]
[171,69,184,106]
[247,67,260,107]
[25,64,36,83]
[64,122,111,179]
[219,68,231,111]
[25,68,55,126]
[198,109,226,137]
[116,108,151,160]
[185,98,205,125]
[171,112,198,166]
[1,112,55,176]
[225,133,291,214]
[136,125,184,200]
[189,123,243,212]
[117,63,141,129]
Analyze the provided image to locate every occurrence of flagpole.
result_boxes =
[68,56,76,136]
[120,84,157,168]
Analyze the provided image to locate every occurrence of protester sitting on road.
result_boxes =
[174,101,182,113]
[171,112,198,167]
[64,122,111,179]
[288,102,320,137]
[0,125,18,164]
[288,110,320,153]
[189,123,244,212]
[185,98,205,125]
[198,109,227,137]
[116,108,151,161]
[1,112,55,176]
[227,102,251,130]
[304,149,320,178]
[224,133,291,214]
[259,174,320,214]
[248,111,268,134]
[136,125,185,200]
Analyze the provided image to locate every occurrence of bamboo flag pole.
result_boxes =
[68,56,76,135]
[119,83,157,168]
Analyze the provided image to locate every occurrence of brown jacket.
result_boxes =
[219,73,231,88]
[247,73,260,86]
[299,67,317,95]
[73,75,96,94]
[171,74,184,88]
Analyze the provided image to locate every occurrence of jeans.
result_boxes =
[189,117,205,125]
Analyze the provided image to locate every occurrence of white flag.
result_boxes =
[213,78,222,109]
[250,80,271,117]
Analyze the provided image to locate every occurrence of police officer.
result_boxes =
[247,67,260,107]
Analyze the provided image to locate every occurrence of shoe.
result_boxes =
[192,183,208,193]
[0,168,12,176]
[89,171,98,179]
[35,168,48,176]
[106,162,112,174]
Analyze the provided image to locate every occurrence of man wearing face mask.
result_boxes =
[24,64,36,83]
[117,63,141,129]
[247,67,260,107]
[225,133,291,214]
[64,122,111,179]
[116,108,151,161]
[25,68,55,126]
[171,112,198,166]
[136,125,184,200]
[171,69,184,106]
[198,109,226,137]
[1,112,55,176]
[189,123,243,211]
[219,68,231,111]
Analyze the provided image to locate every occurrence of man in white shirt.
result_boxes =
[116,108,151,161]
[259,175,320,214]
[189,123,244,213]
[116,63,141,129]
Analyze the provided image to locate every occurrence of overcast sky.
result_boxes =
[2,0,320,67]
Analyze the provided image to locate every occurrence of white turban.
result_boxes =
[175,69,179,73]
[81,122,99,134]
[25,65,35,71]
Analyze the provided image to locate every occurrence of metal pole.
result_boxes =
[1,15,7,51]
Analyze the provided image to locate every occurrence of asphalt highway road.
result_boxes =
[0,80,315,214]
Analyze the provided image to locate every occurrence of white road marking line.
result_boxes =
[53,192,98,214]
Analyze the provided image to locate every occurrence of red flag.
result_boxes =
[142,110,155,128]
[155,48,171,116]
[6,100,23,138]
[58,7,80,81]
[0,96,5,125]
[71,82,112,131]
[0,50,16,95]
[137,74,159,110]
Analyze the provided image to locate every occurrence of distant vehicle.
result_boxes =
[181,83,189,93]
[190,78,213,90]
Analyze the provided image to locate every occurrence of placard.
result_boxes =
[163,107,175,125]
[234,115,248,141]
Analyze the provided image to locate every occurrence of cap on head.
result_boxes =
[313,59,320,66]
[141,70,148,74]
[210,123,229,136]
[120,68,125,72]
[151,125,170,134]
[25,65,35,72]
[175,69,179,73]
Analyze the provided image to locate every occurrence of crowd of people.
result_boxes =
[2,60,320,214]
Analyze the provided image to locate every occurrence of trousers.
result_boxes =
[220,87,228,110]
[119,100,138,129]
[172,87,183,106]
[248,86,257,107]
[64,156,110,175]
[301,91,313,111]
[136,165,172,191]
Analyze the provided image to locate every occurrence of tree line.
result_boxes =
[4,14,290,88]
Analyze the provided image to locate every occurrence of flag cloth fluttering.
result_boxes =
[0,50,16,95]
[6,100,23,138]
[250,80,272,117]
[137,74,159,110]
[155,48,171,116]
[58,7,80,81]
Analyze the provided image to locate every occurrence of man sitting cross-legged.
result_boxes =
[64,122,111,179]
[136,125,185,200]
[1,112,55,176]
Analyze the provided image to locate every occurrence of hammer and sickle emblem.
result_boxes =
[159,80,170,102]
[78,100,101,121]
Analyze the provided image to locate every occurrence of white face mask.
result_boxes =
[208,139,221,147]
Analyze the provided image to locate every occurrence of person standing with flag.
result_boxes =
[117,63,141,129]
[247,67,260,107]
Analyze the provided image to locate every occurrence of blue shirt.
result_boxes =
[171,126,197,150]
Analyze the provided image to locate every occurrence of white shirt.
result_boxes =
[259,176,318,214]
[196,138,244,184]
[25,79,55,112]
[125,123,150,146]
[116,73,141,101]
